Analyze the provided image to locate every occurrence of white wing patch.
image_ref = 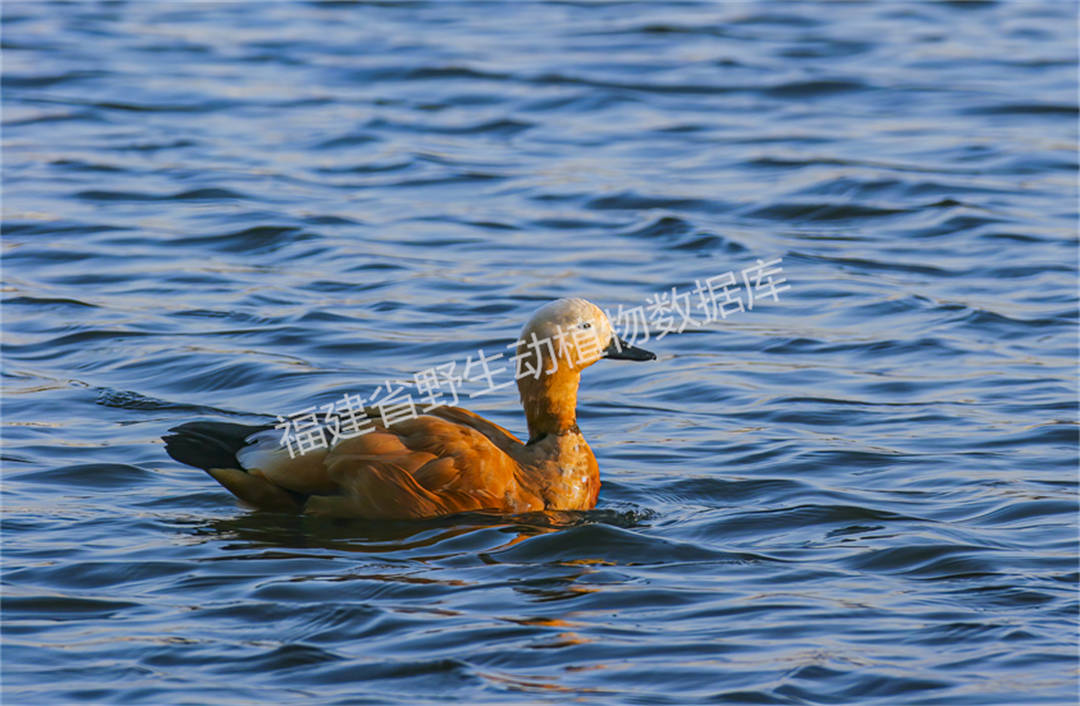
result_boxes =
[236,428,289,472]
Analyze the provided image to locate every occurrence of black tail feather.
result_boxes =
[164,420,310,511]
[163,421,272,471]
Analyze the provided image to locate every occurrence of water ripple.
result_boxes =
[2,1,1076,704]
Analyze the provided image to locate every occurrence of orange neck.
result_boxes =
[517,365,581,441]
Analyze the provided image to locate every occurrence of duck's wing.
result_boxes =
[164,411,536,519]
[423,405,523,453]
[307,412,535,518]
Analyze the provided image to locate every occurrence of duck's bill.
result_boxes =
[603,337,656,361]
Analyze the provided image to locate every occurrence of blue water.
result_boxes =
[3,1,1078,704]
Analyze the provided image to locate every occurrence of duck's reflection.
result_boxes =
[194,508,636,554]
[190,506,650,615]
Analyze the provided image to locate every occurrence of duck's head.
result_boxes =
[516,298,655,438]
[520,297,655,373]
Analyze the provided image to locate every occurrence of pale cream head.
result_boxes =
[520,297,615,372]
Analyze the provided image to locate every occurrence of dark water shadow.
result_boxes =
[192,507,657,555]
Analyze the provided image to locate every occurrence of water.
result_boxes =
[3,1,1077,703]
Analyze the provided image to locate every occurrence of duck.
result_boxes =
[163,298,656,519]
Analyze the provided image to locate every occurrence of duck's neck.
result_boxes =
[518,367,581,442]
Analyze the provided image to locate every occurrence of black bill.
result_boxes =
[603,336,656,361]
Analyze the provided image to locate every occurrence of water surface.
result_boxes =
[3,2,1078,704]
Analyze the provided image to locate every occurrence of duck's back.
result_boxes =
[309,410,540,518]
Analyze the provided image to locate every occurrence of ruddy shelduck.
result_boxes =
[163,298,656,518]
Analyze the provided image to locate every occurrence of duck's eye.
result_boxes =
[581,322,592,329]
